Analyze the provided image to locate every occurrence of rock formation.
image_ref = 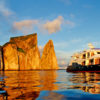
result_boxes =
[0,46,3,70]
[41,40,59,69]
[0,33,59,70]
[3,33,40,70]
[3,43,19,70]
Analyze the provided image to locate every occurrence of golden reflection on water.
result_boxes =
[69,72,100,94]
[0,70,100,99]
[0,71,58,100]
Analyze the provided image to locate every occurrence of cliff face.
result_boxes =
[3,33,40,70]
[0,46,3,70]
[2,33,58,70]
[3,43,19,70]
[41,40,59,69]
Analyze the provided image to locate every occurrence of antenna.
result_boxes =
[88,43,95,49]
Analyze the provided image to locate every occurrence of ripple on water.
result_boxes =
[0,70,100,99]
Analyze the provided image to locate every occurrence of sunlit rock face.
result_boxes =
[3,43,19,70]
[41,40,59,69]
[2,33,58,70]
[0,46,3,70]
[3,33,40,70]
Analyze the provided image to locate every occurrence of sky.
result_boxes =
[0,0,100,66]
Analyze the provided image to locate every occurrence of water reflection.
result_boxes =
[0,70,100,100]
[0,71,58,100]
[40,71,58,91]
[69,72,100,94]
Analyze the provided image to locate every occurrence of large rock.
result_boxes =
[41,40,59,69]
[0,46,3,70]
[3,33,40,70]
[3,43,19,70]
[10,33,40,70]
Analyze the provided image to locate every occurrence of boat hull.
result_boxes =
[66,64,100,72]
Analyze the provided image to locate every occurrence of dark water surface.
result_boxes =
[0,70,100,100]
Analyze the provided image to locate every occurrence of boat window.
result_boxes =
[82,54,86,59]
[90,59,94,65]
[97,52,100,54]
[87,52,90,58]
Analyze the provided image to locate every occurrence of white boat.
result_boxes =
[67,43,100,72]
[69,43,100,66]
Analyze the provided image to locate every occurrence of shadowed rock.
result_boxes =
[41,40,59,69]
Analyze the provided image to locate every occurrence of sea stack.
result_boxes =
[3,33,40,70]
[41,40,59,69]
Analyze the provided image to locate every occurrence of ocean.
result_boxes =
[0,70,100,100]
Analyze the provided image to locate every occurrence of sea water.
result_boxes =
[0,70,100,100]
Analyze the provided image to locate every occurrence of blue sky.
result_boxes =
[0,0,100,66]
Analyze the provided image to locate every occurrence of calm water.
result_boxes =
[0,70,100,100]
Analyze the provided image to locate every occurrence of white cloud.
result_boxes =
[43,16,75,34]
[13,20,39,34]
[12,16,75,34]
[0,0,13,17]
[43,16,64,34]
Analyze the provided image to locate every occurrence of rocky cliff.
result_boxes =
[3,43,19,70]
[3,33,40,70]
[0,46,3,70]
[1,33,59,70]
[41,40,59,69]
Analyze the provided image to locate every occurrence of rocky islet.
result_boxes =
[0,33,59,70]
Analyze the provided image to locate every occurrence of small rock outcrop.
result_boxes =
[3,33,40,70]
[41,40,59,69]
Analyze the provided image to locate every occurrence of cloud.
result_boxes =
[43,16,64,34]
[0,0,13,17]
[13,20,39,34]
[12,16,75,34]
[0,0,16,34]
